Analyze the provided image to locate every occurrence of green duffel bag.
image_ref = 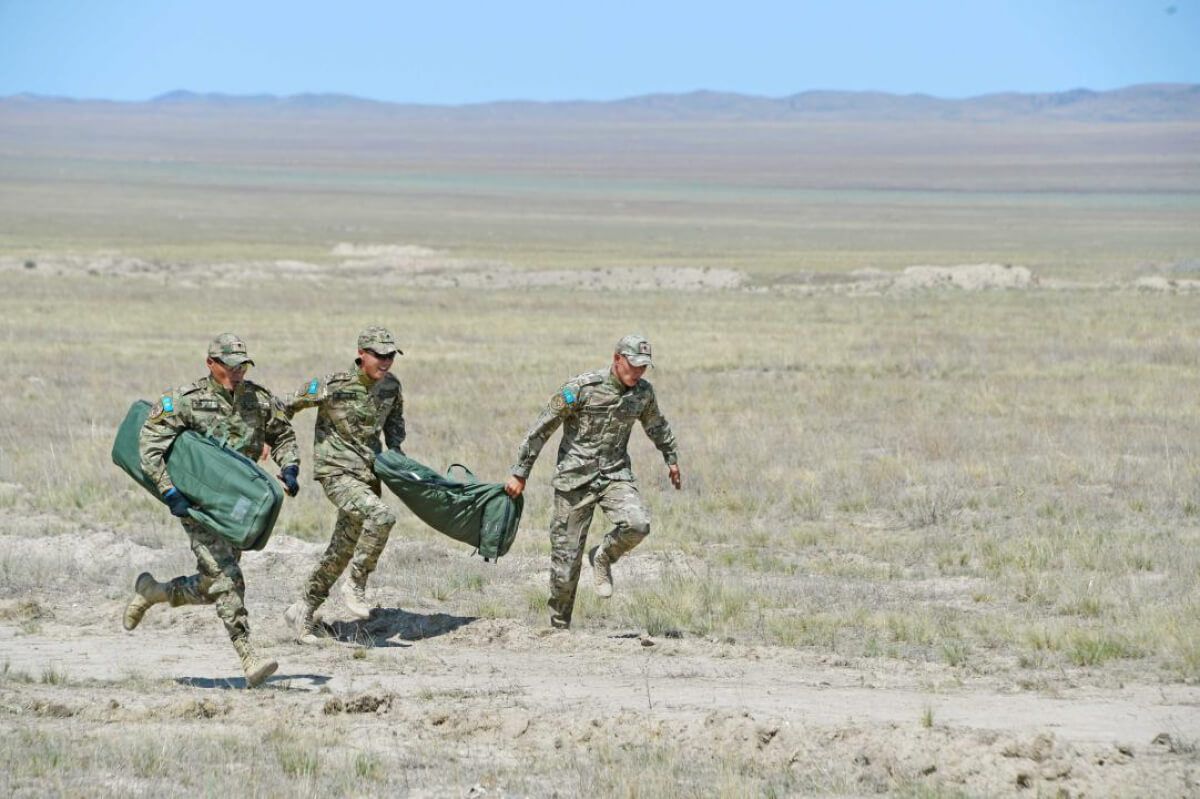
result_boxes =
[373,451,523,561]
[111,400,285,551]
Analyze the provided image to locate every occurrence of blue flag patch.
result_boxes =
[162,396,174,414]
[562,388,576,405]
[307,378,319,396]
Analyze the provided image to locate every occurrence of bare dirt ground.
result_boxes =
[9,250,1200,297]
[2,517,1198,797]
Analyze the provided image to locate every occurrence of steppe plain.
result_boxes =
[1,93,1200,797]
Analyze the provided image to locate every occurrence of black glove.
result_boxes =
[162,487,191,518]
[280,464,300,497]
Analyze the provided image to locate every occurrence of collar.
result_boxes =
[355,363,376,388]
[606,368,631,393]
[205,375,234,402]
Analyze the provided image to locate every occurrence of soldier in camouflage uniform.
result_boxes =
[123,333,301,688]
[505,334,681,629]
[281,326,406,639]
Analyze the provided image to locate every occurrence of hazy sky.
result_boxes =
[1,1,1196,103]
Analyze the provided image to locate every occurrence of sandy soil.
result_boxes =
[2,522,1198,797]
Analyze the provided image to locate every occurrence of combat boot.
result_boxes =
[232,638,278,688]
[589,546,614,598]
[122,572,169,631]
[340,578,372,620]
[284,600,320,643]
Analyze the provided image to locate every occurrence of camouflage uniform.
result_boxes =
[512,336,677,628]
[284,326,405,614]
[136,335,299,652]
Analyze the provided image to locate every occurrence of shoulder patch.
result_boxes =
[561,387,577,405]
[150,396,172,419]
[306,378,320,396]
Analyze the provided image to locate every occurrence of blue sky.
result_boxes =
[1,1,1196,103]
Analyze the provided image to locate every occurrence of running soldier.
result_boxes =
[123,333,301,688]
[505,334,681,629]
[282,326,405,639]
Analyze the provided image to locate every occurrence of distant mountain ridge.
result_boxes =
[4,84,1199,121]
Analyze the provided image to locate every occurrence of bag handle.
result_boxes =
[445,463,476,482]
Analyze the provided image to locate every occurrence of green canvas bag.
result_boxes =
[111,400,285,551]
[373,451,523,560]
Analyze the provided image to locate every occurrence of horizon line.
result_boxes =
[4,82,1197,107]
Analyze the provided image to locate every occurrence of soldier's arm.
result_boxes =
[383,384,406,453]
[138,394,190,494]
[640,388,678,466]
[510,385,577,478]
[281,376,327,418]
[265,395,301,469]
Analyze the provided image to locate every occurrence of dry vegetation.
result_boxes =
[1,108,1199,796]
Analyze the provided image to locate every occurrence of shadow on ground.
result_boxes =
[175,673,331,690]
[327,607,477,646]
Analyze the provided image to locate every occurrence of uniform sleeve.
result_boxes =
[282,376,326,417]
[138,395,189,494]
[383,383,406,453]
[510,383,578,478]
[640,387,678,466]
[265,394,301,469]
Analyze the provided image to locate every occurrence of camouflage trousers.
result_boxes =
[161,517,249,644]
[302,474,397,608]
[548,479,650,628]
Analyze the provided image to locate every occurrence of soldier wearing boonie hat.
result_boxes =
[504,334,682,629]
[125,333,301,688]
[282,325,407,639]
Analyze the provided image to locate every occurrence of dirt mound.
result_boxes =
[1133,275,1200,293]
[5,249,744,292]
[772,263,1037,295]
[893,263,1036,291]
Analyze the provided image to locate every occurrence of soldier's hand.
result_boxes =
[279,464,301,497]
[162,487,192,518]
[668,464,682,490]
[504,475,526,498]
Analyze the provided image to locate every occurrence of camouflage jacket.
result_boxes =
[139,375,299,494]
[283,365,405,482]
[512,369,677,491]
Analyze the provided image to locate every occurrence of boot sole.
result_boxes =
[122,600,150,631]
[245,660,278,688]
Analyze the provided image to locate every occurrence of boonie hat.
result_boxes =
[357,325,403,356]
[615,334,653,367]
[207,333,254,367]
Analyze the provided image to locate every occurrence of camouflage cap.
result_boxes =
[357,325,403,356]
[615,333,653,367]
[207,333,254,367]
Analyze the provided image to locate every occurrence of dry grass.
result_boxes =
[1,272,1198,682]
[1,112,1199,794]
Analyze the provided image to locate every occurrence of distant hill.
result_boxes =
[4,84,1199,122]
